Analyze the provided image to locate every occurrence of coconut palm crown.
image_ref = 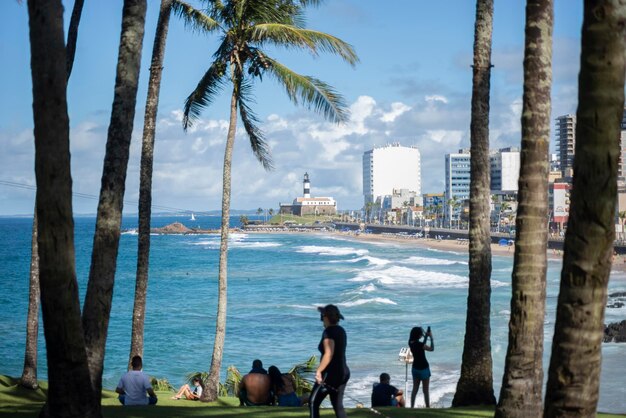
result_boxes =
[182,0,358,166]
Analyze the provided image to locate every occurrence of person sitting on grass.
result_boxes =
[171,377,203,400]
[239,364,272,406]
[115,355,158,406]
[268,365,308,407]
[371,372,405,408]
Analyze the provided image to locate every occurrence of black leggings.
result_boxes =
[309,381,347,418]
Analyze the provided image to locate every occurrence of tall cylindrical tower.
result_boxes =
[303,172,310,198]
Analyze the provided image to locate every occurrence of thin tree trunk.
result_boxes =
[453,0,496,407]
[65,0,84,79]
[129,0,173,370]
[20,210,39,390]
[27,1,99,416]
[82,0,146,399]
[201,88,238,402]
[495,1,553,416]
[544,1,626,416]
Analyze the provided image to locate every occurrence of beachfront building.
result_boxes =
[490,147,520,193]
[555,113,576,178]
[444,149,471,227]
[279,172,337,216]
[549,181,570,233]
[423,193,445,227]
[362,143,421,207]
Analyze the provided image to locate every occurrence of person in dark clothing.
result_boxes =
[408,326,434,408]
[371,373,405,407]
[309,304,350,418]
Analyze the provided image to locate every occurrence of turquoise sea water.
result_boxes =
[0,215,625,412]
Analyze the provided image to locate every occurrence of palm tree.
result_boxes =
[495,1,553,416]
[497,201,511,233]
[128,0,213,370]
[27,0,99,415]
[182,0,357,401]
[20,0,87,389]
[81,0,147,399]
[618,210,626,241]
[453,0,497,407]
[544,1,626,416]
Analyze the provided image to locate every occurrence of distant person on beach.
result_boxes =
[268,365,308,406]
[408,326,434,408]
[249,359,268,374]
[115,355,158,406]
[371,372,405,408]
[309,304,350,418]
[171,377,203,400]
[239,361,271,406]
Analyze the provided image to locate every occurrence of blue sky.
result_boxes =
[0,0,582,215]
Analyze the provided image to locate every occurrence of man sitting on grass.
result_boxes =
[239,364,271,406]
[371,373,405,408]
[116,355,158,406]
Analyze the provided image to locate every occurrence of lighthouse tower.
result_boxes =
[303,172,311,198]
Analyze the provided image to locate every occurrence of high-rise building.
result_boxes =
[555,114,576,178]
[444,149,471,224]
[362,143,421,206]
[490,147,520,192]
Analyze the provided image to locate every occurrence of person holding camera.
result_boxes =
[408,326,434,408]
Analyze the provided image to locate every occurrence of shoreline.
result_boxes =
[245,227,626,273]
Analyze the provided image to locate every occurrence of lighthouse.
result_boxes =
[303,172,311,198]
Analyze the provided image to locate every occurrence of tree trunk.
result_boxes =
[20,210,40,390]
[495,1,553,416]
[129,0,173,370]
[82,0,146,399]
[544,1,626,416]
[27,1,99,416]
[452,0,496,407]
[201,88,238,402]
[65,0,84,79]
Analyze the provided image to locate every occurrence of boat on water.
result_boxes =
[190,213,196,221]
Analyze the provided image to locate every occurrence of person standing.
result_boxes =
[408,326,434,408]
[309,304,350,418]
[116,355,158,406]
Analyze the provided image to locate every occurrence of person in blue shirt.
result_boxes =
[371,373,405,407]
[115,356,158,406]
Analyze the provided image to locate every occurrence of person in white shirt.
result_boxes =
[115,355,158,406]
[172,377,203,400]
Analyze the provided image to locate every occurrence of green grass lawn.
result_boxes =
[0,376,623,418]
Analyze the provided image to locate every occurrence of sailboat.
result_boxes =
[190,213,196,221]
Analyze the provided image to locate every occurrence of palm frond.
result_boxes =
[250,24,358,66]
[183,61,226,130]
[238,81,274,170]
[172,0,221,34]
[265,57,349,123]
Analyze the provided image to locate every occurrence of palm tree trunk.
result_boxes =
[495,1,553,416]
[82,0,146,399]
[27,1,99,416]
[129,0,173,370]
[544,1,626,416]
[65,0,84,79]
[202,88,238,402]
[453,0,496,407]
[21,0,86,390]
[20,210,40,390]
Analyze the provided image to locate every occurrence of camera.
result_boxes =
[427,326,431,334]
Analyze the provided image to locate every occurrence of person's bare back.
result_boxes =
[239,373,271,406]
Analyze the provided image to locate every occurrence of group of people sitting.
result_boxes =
[239,359,308,407]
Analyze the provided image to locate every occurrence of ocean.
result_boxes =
[0,215,624,412]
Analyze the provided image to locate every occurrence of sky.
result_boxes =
[0,1,583,215]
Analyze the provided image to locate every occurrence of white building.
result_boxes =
[490,147,520,192]
[363,143,421,206]
[279,172,337,216]
[444,149,471,225]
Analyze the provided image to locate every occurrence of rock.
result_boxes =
[151,222,192,234]
[607,302,624,309]
[609,291,626,298]
[603,320,626,343]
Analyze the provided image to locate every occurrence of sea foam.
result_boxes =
[296,245,369,257]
